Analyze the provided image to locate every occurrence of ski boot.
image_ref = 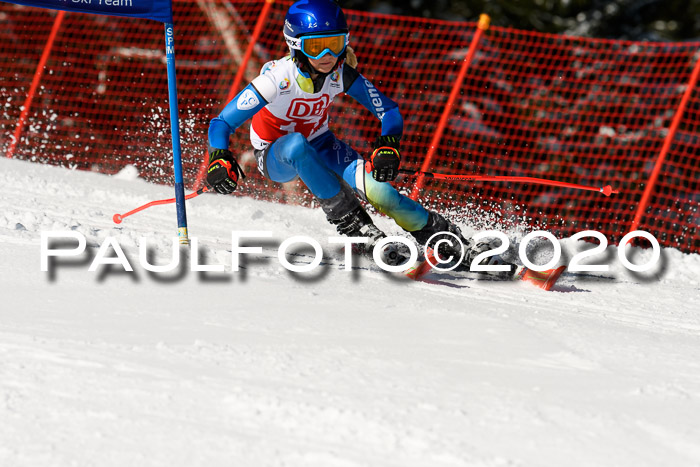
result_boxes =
[410,211,517,277]
[328,206,411,267]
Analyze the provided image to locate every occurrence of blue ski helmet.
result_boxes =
[284,0,349,61]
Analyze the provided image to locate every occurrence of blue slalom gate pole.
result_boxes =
[164,22,189,244]
[3,0,188,239]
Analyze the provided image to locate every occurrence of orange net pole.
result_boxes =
[6,10,65,159]
[226,0,275,103]
[193,0,275,189]
[409,14,490,199]
[630,53,700,233]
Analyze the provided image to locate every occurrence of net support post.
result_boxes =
[193,0,275,190]
[409,13,490,200]
[629,52,700,233]
[7,10,65,159]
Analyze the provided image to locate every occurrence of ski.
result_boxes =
[515,265,567,291]
[406,247,567,291]
[404,246,438,280]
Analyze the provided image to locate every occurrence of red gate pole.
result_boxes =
[409,14,490,200]
[630,53,700,232]
[193,0,275,189]
[6,10,65,159]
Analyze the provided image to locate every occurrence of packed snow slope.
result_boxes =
[1,157,699,467]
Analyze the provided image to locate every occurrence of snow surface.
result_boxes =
[1,157,699,467]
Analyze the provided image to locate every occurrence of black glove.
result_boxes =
[206,148,245,194]
[366,135,401,182]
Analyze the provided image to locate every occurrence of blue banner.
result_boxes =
[3,0,172,23]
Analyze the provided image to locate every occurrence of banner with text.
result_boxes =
[2,0,172,23]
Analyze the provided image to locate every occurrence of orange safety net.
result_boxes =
[1,0,698,252]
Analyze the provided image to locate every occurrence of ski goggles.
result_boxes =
[286,32,349,60]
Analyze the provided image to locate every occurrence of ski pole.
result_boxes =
[113,186,209,224]
[399,169,618,196]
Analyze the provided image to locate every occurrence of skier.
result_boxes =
[206,0,506,270]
